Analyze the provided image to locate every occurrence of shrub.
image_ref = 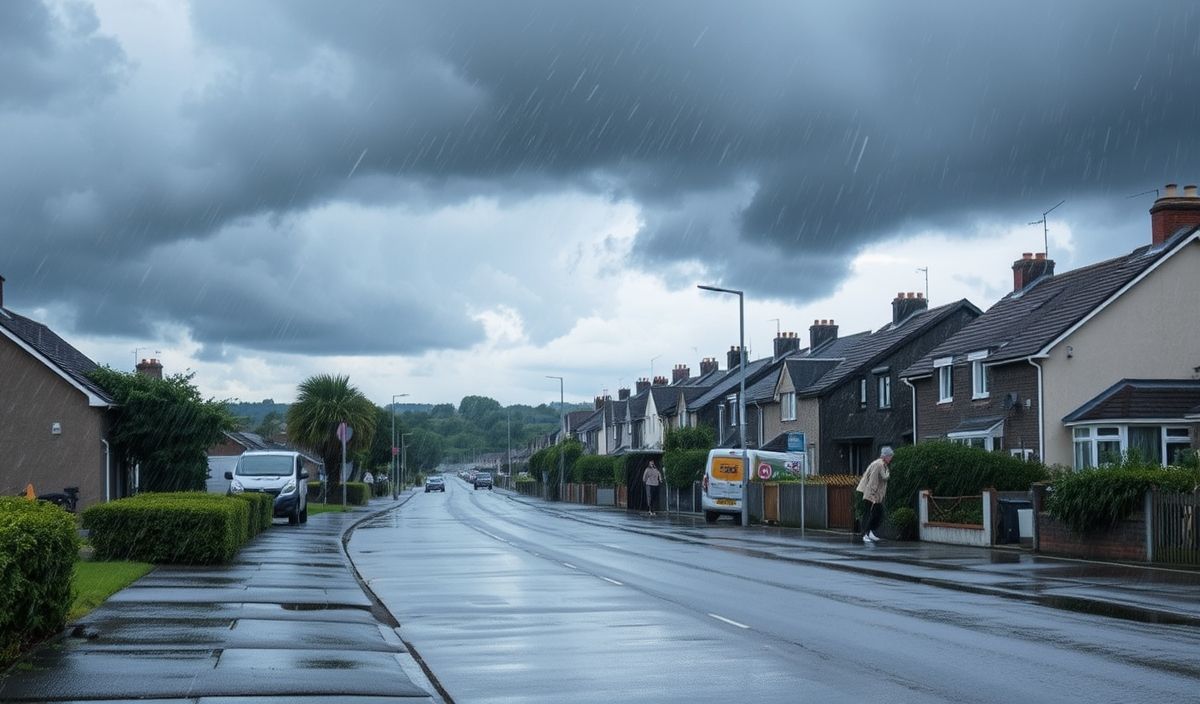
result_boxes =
[663,449,709,486]
[0,498,79,666]
[885,442,1049,512]
[83,493,249,565]
[664,426,714,452]
[573,455,618,485]
[1045,464,1200,534]
[233,492,273,535]
[886,506,918,541]
[344,481,371,505]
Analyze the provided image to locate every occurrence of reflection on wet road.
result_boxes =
[349,480,1200,704]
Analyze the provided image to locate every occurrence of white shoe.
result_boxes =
[868,531,881,542]
[863,534,875,543]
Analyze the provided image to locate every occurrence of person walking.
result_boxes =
[856,446,893,543]
[642,461,663,516]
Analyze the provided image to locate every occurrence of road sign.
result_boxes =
[392,446,399,457]
[337,422,353,443]
[787,432,806,452]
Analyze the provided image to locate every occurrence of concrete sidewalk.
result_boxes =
[0,494,440,703]
[500,487,1200,627]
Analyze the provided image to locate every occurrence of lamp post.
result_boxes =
[698,284,748,527]
[506,409,512,489]
[391,394,408,500]
[546,375,565,500]
[401,432,413,491]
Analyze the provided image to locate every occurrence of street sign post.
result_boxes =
[337,422,353,506]
[788,432,808,537]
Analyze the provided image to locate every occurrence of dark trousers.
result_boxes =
[645,485,659,511]
[862,501,883,535]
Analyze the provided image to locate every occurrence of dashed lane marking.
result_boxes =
[602,577,624,586]
[708,613,749,629]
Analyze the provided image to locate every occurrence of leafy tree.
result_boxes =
[430,403,456,418]
[459,395,502,420]
[406,429,444,472]
[664,426,714,452]
[89,367,236,492]
[254,411,284,439]
[286,375,376,485]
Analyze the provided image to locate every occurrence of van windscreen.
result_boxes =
[238,455,293,476]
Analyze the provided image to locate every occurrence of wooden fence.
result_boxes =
[1151,490,1200,566]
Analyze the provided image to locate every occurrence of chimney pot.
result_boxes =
[892,289,929,325]
[1035,252,1046,260]
[1150,182,1200,245]
[1186,185,1198,198]
[916,292,925,299]
[1165,183,1179,197]
[1012,253,1056,292]
[1022,252,1033,260]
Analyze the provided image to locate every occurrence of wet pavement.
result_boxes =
[0,495,440,704]
[350,478,1200,703]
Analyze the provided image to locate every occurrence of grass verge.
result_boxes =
[307,503,351,515]
[70,561,153,621]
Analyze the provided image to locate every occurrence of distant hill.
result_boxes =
[226,400,290,427]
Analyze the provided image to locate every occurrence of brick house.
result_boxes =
[0,276,124,509]
[792,297,981,474]
[901,185,1200,467]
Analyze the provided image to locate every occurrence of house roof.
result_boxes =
[575,407,605,433]
[565,410,594,432]
[783,358,843,396]
[649,386,680,415]
[687,356,775,411]
[1063,379,1200,424]
[947,415,1006,436]
[808,330,872,358]
[0,306,115,406]
[799,300,980,396]
[224,431,277,450]
[745,368,782,403]
[903,230,1199,379]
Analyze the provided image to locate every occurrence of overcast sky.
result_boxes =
[5,0,1199,406]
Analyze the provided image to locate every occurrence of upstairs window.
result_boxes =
[969,351,989,399]
[781,392,797,421]
[935,358,953,403]
[859,378,868,408]
[877,375,891,409]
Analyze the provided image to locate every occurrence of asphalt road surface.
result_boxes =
[349,479,1200,704]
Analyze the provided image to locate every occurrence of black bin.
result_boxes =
[996,499,1032,544]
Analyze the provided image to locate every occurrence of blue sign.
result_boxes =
[787,432,806,452]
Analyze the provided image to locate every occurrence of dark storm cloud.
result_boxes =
[4,0,1199,353]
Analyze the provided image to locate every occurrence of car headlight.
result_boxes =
[230,479,244,494]
[280,479,297,495]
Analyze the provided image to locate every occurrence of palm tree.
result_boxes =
[287,374,377,485]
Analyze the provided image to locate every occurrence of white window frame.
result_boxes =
[1009,448,1035,461]
[968,350,989,399]
[935,357,953,403]
[877,374,891,409]
[781,391,797,421]
[859,378,868,408]
[726,395,738,427]
[1068,424,1193,470]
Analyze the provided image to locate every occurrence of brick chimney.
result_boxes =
[891,291,929,325]
[618,387,631,400]
[773,331,801,360]
[672,364,691,384]
[635,378,651,394]
[594,396,604,410]
[1150,183,1200,246]
[699,357,719,376]
[809,319,838,351]
[652,376,668,386]
[1012,252,1055,292]
[136,358,164,380]
[726,345,747,370]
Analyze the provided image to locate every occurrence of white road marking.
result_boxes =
[708,613,749,629]
[562,562,578,569]
[602,577,624,586]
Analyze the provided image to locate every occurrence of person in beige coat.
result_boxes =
[856,446,893,543]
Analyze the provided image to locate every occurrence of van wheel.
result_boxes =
[288,507,300,525]
[704,511,718,523]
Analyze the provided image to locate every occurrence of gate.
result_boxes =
[828,485,855,530]
[1152,490,1200,566]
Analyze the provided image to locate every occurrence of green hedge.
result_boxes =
[233,493,272,535]
[0,498,79,666]
[885,507,918,541]
[1046,465,1200,534]
[886,442,1048,512]
[83,493,250,565]
[573,455,618,485]
[304,481,369,505]
[663,449,708,486]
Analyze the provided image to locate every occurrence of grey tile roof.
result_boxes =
[0,307,115,404]
[649,386,679,415]
[799,300,980,396]
[745,368,782,403]
[948,415,1006,434]
[903,231,1198,378]
[784,358,842,394]
[1062,379,1200,423]
[629,390,649,418]
[565,410,594,432]
[576,407,605,433]
[808,330,872,358]
[687,357,775,411]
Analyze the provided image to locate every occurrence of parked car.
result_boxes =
[226,450,309,525]
[474,471,493,490]
[425,475,446,493]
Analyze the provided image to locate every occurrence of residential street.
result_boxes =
[350,479,1200,704]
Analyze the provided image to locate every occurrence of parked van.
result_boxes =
[225,450,309,525]
[701,448,808,524]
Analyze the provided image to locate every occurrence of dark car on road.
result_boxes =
[473,471,493,490]
[425,475,445,493]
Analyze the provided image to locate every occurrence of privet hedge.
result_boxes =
[304,481,370,505]
[663,449,709,487]
[885,442,1048,512]
[1046,465,1200,534]
[233,492,273,535]
[83,493,250,565]
[0,498,79,666]
[572,455,618,485]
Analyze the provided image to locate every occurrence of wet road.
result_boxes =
[349,479,1200,704]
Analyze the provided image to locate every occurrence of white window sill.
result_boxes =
[972,393,990,400]
[938,398,953,405]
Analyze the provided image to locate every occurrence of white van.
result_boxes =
[701,448,808,524]
[225,450,309,525]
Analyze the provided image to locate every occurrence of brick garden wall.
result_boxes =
[1036,511,1147,562]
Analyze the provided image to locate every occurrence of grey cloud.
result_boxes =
[4,0,1200,355]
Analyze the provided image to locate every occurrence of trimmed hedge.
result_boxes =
[1046,465,1200,534]
[885,442,1048,512]
[305,482,370,505]
[573,455,618,485]
[83,493,250,565]
[234,492,273,536]
[886,506,918,541]
[0,498,79,666]
[663,449,709,486]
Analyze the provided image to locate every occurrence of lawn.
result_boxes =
[70,561,154,621]
[306,502,351,515]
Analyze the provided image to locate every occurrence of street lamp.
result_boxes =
[697,284,748,527]
[401,432,413,491]
[391,394,408,500]
[546,375,565,501]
